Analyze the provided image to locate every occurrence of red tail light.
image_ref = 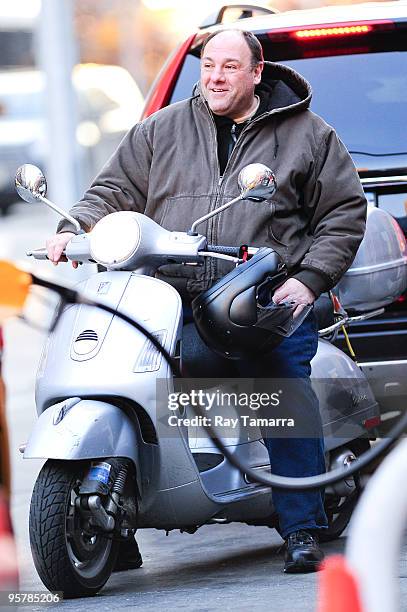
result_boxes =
[331,293,342,312]
[142,34,196,119]
[288,20,394,42]
[293,24,372,39]
[363,416,381,430]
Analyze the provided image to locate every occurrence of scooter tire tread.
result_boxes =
[29,459,118,598]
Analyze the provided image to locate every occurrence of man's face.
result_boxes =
[200,31,263,121]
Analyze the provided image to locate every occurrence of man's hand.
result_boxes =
[272,278,316,318]
[46,232,78,268]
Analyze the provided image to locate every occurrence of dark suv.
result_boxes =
[141,2,407,421]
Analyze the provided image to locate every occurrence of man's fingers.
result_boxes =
[272,279,316,307]
[53,246,64,263]
[46,240,61,264]
[293,303,307,319]
[48,246,60,265]
[46,232,75,264]
[272,287,290,303]
[272,280,313,319]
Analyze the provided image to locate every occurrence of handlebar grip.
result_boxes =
[27,248,51,260]
[206,245,240,257]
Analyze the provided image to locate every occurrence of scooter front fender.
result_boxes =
[23,398,139,465]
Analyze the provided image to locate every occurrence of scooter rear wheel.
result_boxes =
[29,459,119,598]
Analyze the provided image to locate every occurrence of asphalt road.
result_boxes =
[2,201,407,611]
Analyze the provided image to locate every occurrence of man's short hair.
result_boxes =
[200,29,264,69]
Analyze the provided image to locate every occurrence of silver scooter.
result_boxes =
[16,163,380,598]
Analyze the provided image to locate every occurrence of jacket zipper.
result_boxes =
[219,119,259,186]
[212,122,253,277]
[202,104,286,278]
[217,116,289,266]
[205,106,223,284]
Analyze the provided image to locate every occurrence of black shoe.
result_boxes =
[113,537,143,572]
[284,530,324,574]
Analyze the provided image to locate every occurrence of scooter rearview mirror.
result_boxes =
[15,164,47,205]
[0,260,33,323]
[15,164,83,234]
[238,163,277,201]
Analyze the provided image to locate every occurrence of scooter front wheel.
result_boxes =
[29,459,119,598]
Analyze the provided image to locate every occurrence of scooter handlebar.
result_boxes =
[206,245,259,257]
[206,245,241,257]
[26,248,50,260]
[27,234,93,264]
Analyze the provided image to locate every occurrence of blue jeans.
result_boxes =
[182,307,328,539]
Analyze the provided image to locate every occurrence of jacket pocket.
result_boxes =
[159,194,213,233]
[268,218,287,247]
[262,198,288,247]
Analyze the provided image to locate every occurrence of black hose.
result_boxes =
[189,401,407,491]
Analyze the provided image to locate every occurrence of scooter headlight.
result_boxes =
[89,212,141,267]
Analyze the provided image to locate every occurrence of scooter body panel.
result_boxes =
[311,339,379,450]
[35,272,182,412]
[23,399,140,465]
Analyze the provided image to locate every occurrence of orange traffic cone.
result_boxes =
[317,555,363,612]
[0,492,19,589]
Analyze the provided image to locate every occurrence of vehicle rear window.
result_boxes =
[282,52,406,163]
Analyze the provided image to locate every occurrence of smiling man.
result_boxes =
[200,31,263,120]
[46,29,367,573]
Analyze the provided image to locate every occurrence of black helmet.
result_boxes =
[192,248,312,360]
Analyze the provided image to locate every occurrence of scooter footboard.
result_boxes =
[23,398,139,465]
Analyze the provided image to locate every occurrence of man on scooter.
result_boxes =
[45,29,367,573]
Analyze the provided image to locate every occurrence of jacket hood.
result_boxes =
[257,61,312,115]
[194,61,312,118]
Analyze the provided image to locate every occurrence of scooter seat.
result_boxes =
[313,293,335,331]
